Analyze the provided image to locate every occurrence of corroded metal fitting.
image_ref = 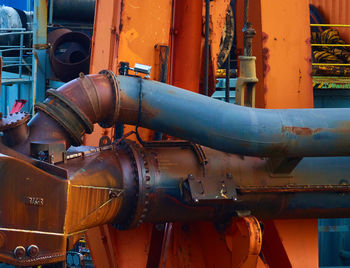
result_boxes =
[0,112,30,132]
[35,93,90,147]
[98,70,120,128]
[34,71,120,146]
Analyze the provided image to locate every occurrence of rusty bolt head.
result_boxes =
[13,246,26,259]
[109,190,117,199]
[27,245,39,258]
[155,223,165,231]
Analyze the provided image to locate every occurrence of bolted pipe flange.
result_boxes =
[0,112,30,147]
[98,70,120,128]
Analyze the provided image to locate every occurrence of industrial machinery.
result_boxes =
[2,69,350,266]
[2,0,350,267]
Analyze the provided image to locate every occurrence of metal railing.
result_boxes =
[0,28,33,78]
[311,23,350,67]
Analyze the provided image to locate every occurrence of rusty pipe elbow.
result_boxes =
[34,70,119,146]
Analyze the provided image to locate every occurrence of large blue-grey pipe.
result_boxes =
[114,75,350,157]
[32,72,350,158]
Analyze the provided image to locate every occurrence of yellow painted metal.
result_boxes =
[313,76,350,83]
[311,44,350,47]
[312,63,350,66]
[311,24,350,27]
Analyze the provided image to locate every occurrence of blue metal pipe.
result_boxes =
[115,75,350,157]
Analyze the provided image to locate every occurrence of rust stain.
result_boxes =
[305,37,311,45]
[262,32,268,44]
[283,121,350,137]
[262,33,270,78]
[298,69,302,94]
[262,47,270,77]
[305,57,313,77]
[119,0,125,32]
[282,126,324,136]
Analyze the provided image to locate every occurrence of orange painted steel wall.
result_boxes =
[117,0,172,70]
[310,0,350,43]
[171,0,202,92]
[85,0,173,146]
[236,0,314,109]
[171,0,229,93]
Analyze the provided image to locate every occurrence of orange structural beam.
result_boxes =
[171,0,203,91]
[262,220,318,268]
[236,0,313,108]
[236,1,317,267]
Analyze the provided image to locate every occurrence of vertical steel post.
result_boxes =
[0,56,2,115]
[225,52,230,102]
[19,32,23,78]
[48,0,54,25]
[204,0,210,96]
[32,0,47,112]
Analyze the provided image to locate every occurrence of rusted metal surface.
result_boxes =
[154,44,169,83]
[13,112,72,155]
[0,155,68,266]
[227,216,262,268]
[3,138,350,265]
[0,112,29,147]
[5,71,350,266]
[3,136,350,265]
[48,29,91,82]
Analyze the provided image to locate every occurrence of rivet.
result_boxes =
[27,245,39,258]
[13,246,26,259]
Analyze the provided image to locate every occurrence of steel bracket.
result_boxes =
[187,175,237,202]
[30,141,66,164]
[267,157,302,176]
